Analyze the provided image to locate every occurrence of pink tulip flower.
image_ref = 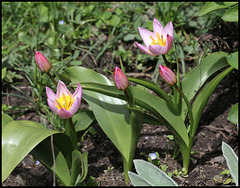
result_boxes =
[46,80,82,119]
[135,18,174,56]
[159,65,176,86]
[113,67,129,91]
[35,51,51,73]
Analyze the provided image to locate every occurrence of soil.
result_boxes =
[2,21,238,186]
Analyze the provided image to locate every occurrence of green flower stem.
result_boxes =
[122,156,132,185]
[47,72,58,86]
[162,54,170,68]
[123,85,143,185]
[63,118,78,150]
[124,86,135,108]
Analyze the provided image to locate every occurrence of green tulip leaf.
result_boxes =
[127,77,174,106]
[75,151,88,184]
[2,120,72,185]
[227,103,238,124]
[198,2,228,16]
[192,66,233,136]
[66,66,133,166]
[226,52,238,70]
[66,66,191,171]
[2,112,14,130]
[73,109,95,132]
[70,150,83,185]
[180,51,229,119]
[31,135,72,186]
[222,4,238,22]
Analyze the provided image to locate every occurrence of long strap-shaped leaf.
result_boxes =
[78,81,189,149]
[65,67,133,167]
[191,66,233,137]
[66,66,190,169]
[180,51,229,119]
[2,120,72,185]
[127,77,174,107]
[31,135,72,186]
[80,82,162,125]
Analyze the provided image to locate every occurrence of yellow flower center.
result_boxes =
[150,32,166,46]
[55,93,75,111]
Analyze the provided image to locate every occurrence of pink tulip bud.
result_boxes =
[159,65,176,86]
[35,51,51,73]
[113,67,129,91]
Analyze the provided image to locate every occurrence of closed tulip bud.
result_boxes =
[35,51,51,73]
[113,67,129,91]
[159,65,176,85]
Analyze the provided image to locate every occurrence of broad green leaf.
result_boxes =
[76,151,88,184]
[180,51,229,119]
[223,2,238,6]
[226,52,238,70]
[222,5,238,22]
[77,82,161,126]
[222,142,238,186]
[2,112,13,130]
[128,77,174,107]
[72,109,95,132]
[132,159,178,186]
[227,103,238,124]
[66,67,189,170]
[132,86,189,148]
[78,81,188,147]
[31,136,71,186]
[70,150,83,185]
[192,66,233,136]
[131,87,190,169]
[198,2,228,16]
[128,171,152,186]
[65,66,133,165]
[2,120,69,183]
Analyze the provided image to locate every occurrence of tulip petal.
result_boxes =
[69,97,81,115]
[72,83,82,100]
[56,80,72,99]
[58,108,73,119]
[163,21,174,39]
[153,18,164,35]
[149,44,168,56]
[46,86,56,99]
[47,99,60,114]
[138,27,155,47]
[166,34,173,52]
[134,42,155,56]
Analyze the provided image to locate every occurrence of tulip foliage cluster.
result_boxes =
[2,16,238,186]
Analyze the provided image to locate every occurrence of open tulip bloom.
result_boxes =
[46,80,82,119]
[135,18,174,56]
